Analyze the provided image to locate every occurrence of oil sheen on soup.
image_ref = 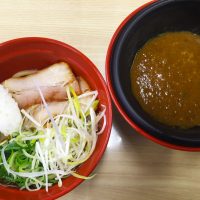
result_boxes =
[131,32,200,128]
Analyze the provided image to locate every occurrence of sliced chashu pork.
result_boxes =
[3,62,81,109]
[25,95,93,128]
[30,97,92,124]
[24,101,69,127]
[24,75,92,127]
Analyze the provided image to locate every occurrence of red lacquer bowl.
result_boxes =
[0,37,112,200]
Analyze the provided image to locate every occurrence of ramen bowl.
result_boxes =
[0,37,112,199]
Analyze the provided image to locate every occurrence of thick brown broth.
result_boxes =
[131,32,200,128]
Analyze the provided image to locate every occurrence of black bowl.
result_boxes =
[106,0,200,150]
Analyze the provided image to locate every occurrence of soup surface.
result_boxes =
[131,32,200,128]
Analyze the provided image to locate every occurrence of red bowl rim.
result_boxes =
[105,0,200,152]
[0,37,113,199]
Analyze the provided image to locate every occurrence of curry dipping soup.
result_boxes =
[131,31,200,129]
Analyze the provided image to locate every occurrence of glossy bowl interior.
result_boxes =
[106,0,200,150]
[0,37,112,199]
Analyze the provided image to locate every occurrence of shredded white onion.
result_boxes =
[21,109,42,128]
